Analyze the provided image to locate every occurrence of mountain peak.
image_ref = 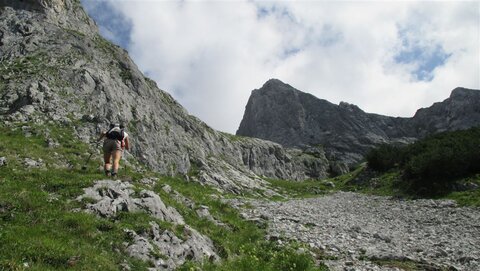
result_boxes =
[256,79,304,98]
[258,79,294,93]
[450,87,480,99]
[263,78,286,87]
[238,81,480,167]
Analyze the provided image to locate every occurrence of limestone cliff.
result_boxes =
[237,79,480,167]
[0,0,329,193]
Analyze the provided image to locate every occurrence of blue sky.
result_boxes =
[81,0,131,49]
[81,0,480,133]
[394,24,452,82]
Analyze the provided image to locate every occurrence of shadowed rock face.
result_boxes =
[0,2,330,193]
[411,87,480,137]
[237,79,480,166]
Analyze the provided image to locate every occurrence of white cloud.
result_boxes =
[88,0,479,133]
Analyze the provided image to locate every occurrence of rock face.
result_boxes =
[237,79,480,166]
[0,1,329,193]
[411,87,480,137]
[233,192,480,271]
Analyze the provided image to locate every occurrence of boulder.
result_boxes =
[124,222,218,270]
[0,157,6,167]
[77,180,184,224]
[23,157,43,168]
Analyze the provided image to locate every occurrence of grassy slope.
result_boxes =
[0,122,327,271]
[3,120,476,271]
[0,122,149,270]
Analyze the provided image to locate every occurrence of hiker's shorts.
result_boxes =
[103,139,122,154]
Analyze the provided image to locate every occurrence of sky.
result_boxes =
[80,0,480,134]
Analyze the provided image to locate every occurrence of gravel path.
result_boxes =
[233,192,480,271]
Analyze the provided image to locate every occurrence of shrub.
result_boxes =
[365,144,404,172]
[403,127,480,194]
[366,127,480,195]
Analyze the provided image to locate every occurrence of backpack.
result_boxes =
[106,125,125,141]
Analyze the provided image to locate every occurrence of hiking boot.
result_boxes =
[111,172,118,179]
[105,170,111,177]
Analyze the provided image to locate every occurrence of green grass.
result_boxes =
[219,132,248,142]
[446,189,480,207]
[0,168,150,270]
[266,179,330,199]
[119,66,134,84]
[342,170,405,196]
[0,122,93,168]
[0,122,163,269]
[264,165,365,200]
[93,35,119,55]
[0,51,61,82]
[444,174,480,207]
[336,164,480,207]
[179,242,329,271]
[0,121,329,270]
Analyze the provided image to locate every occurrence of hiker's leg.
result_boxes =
[103,140,112,176]
[111,150,122,176]
[104,152,112,176]
[103,152,112,169]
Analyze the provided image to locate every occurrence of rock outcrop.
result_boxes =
[77,180,219,270]
[124,223,218,270]
[0,0,329,195]
[77,180,185,224]
[237,79,480,167]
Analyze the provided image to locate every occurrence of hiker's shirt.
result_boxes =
[103,131,129,152]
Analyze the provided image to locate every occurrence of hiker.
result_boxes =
[98,123,130,177]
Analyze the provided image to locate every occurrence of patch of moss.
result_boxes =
[220,132,247,142]
[93,35,118,55]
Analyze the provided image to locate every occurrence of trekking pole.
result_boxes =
[81,152,94,171]
[82,141,100,171]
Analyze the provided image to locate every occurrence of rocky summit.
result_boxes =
[237,79,480,167]
[0,0,329,194]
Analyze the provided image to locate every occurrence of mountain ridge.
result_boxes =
[0,0,330,195]
[236,79,480,167]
